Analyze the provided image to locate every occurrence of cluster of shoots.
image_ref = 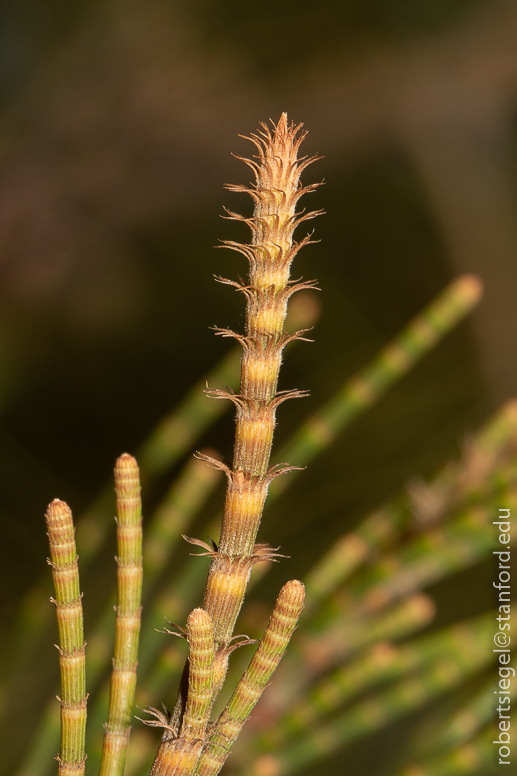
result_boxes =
[45,114,321,776]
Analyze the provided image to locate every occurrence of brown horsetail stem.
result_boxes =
[200,110,319,651]
[197,580,306,776]
[100,454,143,776]
[45,499,87,775]
[147,609,215,775]
[148,114,318,773]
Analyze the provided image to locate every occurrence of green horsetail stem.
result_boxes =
[298,491,515,673]
[403,674,517,764]
[258,475,517,724]
[246,611,493,776]
[78,399,517,772]
[111,599,434,773]
[45,499,87,776]
[303,400,517,613]
[395,729,503,776]
[249,594,435,738]
[426,680,517,754]
[196,580,305,776]
[148,609,215,776]
[100,455,143,776]
[159,113,322,732]
[119,400,515,768]
[145,114,323,771]
[261,610,499,750]
[11,275,483,776]
[270,273,483,493]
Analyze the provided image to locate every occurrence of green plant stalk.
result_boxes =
[270,273,483,494]
[121,594,434,774]
[262,611,500,750]
[243,593,434,743]
[12,273,482,775]
[257,483,517,725]
[84,406,517,770]
[100,455,143,776]
[5,267,482,734]
[73,456,221,767]
[395,730,503,776]
[301,495,513,668]
[45,499,87,775]
[136,285,494,705]
[303,399,517,612]
[147,114,319,775]
[116,433,512,765]
[147,609,215,776]
[175,115,320,713]
[197,580,305,776]
[348,490,517,613]
[406,671,516,762]
[3,352,239,723]
[245,612,494,776]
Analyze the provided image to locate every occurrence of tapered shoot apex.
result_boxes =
[187,607,212,632]
[277,578,305,610]
[114,453,140,494]
[45,499,73,525]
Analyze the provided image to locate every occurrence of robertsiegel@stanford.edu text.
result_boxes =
[493,508,513,765]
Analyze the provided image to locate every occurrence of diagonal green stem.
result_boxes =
[270,274,483,490]
[246,612,494,776]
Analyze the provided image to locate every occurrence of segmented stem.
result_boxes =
[198,113,320,685]
[247,611,493,776]
[150,609,215,776]
[196,580,305,776]
[45,499,87,775]
[153,114,319,775]
[100,454,143,776]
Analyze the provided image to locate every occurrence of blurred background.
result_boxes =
[1,0,517,774]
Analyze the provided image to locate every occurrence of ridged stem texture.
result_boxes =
[149,609,215,776]
[46,499,87,775]
[195,112,321,689]
[100,454,143,776]
[196,580,305,776]
[149,114,319,776]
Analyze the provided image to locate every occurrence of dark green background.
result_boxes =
[0,1,515,774]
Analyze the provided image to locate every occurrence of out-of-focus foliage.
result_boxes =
[0,1,516,775]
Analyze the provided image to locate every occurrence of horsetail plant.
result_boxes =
[145,113,318,774]
[99,454,143,776]
[38,114,491,776]
[45,114,319,776]
[45,500,87,776]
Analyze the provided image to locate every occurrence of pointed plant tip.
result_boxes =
[454,273,483,303]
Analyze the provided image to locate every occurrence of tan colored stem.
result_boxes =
[150,610,214,776]
[157,115,320,771]
[196,580,305,776]
[201,114,320,659]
